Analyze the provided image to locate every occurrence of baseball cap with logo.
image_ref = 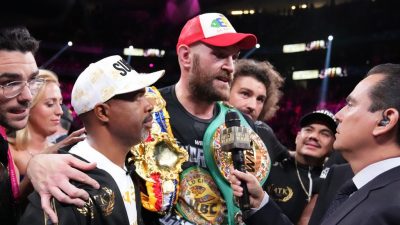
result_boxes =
[71,55,165,115]
[300,109,337,133]
[176,13,257,51]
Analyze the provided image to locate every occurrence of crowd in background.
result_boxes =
[1,0,400,225]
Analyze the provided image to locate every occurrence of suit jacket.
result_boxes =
[244,164,350,225]
[321,165,400,225]
[244,198,292,225]
[19,154,159,225]
[245,165,400,225]
[308,163,354,225]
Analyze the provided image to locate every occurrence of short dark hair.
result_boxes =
[0,27,39,54]
[366,63,400,144]
[233,59,284,121]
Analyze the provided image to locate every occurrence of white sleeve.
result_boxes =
[249,191,269,215]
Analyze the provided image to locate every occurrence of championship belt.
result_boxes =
[131,86,188,213]
[176,167,226,225]
[203,102,271,225]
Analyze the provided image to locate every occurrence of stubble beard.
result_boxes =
[0,99,31,131]
[188,55,231,103]
[0,113,29,131]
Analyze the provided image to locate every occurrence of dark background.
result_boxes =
[1,0,399,148]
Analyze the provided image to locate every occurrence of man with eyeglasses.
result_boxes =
[0,27,99,224]
[0,78,44,99]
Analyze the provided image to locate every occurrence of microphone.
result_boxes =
[220,110,251,211]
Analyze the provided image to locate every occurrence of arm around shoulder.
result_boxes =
[18,192,80,225]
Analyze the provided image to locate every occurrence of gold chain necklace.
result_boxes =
[295,160,311,202]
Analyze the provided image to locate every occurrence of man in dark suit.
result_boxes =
[230,63,400,225]
[306,163,353,225]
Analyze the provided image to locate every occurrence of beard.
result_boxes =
[0,111,29,131]
[188,54,231,102]
[0,100,31,131]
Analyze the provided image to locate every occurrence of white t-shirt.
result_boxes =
[70,140,137,225]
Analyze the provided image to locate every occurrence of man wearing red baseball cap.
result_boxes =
[154,13,264,225]
[176,13,257,51]
[4,13,259,225]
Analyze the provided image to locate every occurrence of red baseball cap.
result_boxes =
[176,13,257,52]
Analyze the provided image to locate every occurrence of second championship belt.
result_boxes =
[203,102,271,225]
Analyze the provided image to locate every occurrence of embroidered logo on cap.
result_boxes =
[71,55,165,115]
[199,13,236,38]
[314,109,336,123]
[112,58,133,76]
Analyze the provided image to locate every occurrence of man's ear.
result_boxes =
[177,44,191,70]
[93,103,110,123]
[373,108,399,136]
[295,131,301,146]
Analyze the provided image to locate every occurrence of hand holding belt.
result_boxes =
[202,102,271,225]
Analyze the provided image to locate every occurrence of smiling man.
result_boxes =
[0,27,102,225]
[263,110,336,223]
[0,26,40,225]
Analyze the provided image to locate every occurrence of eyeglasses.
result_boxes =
[0,78,46,99]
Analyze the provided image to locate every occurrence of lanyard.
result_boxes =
[0,126,20,200]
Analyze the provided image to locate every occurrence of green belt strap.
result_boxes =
[203,102,251,225]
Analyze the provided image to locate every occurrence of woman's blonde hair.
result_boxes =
[14,69,60,150]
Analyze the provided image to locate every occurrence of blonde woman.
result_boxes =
[10,69,85,178]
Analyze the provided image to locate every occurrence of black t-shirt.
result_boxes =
[254,121,289,163]
[263,157,322,224]
[160,86,279,168]
[159,85,218,169]
[159,85,260,225]
[159,86,220,225]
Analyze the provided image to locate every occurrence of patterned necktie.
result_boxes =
[323,179,358,221]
